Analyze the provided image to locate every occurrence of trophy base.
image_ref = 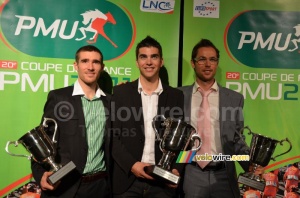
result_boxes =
[144,165,180,185]
[47,161,76,185]
[238,174,265,191]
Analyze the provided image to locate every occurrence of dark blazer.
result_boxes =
[31,85,111,198]
[178,84,250,198]
[111,80,184,194]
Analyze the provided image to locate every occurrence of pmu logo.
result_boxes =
[225,10,300,69]
[0,0,135,60]
[76,9,117,47]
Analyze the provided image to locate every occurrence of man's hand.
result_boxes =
[249,164,264,176]
[253,165,264,175]
[131,162,154,180]
[40,172,60,191]
[166,169,180,189]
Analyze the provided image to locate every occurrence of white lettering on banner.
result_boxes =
[0,72,75,92]
[34,18,60,38]
[22,73,49,92]
[242,73,277,81]
[15,15,79,39]
[67,64,75,72]
[104,67,132,75]
[241,73,295,82]
[226,82,298,100]
[15,15,36,35]
[238,31,292,50]
[281,74,294,81]
[0,72,19,90]
[21,62,63,72]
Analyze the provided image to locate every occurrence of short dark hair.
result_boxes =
[191,39,220,60]
[135,36,163,60]
[75,45,104,64]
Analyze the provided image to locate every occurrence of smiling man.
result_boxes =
[178,39,257,198]
[111,36,184,198]
[31,45,111,198]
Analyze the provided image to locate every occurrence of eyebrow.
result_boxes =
[197,56,218,59]
[139,54,160,58]
[80,59,101,64]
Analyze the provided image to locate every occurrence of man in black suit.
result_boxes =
[111,36,184,197]
[31,45,111,198]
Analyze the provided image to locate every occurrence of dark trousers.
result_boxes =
[113,179,177,198]
[75,177,110,198]
[183,164,235,198]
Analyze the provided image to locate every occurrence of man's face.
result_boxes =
[192,46,218,84]
[136,46,163,81]
[74,51,103,86]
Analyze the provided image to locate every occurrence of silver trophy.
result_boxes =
[144,115,202,184]
[238,126,292,191]
[5,117,76,185]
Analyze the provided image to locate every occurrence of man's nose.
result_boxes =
[146,58,152,65]
[87,62,94,69]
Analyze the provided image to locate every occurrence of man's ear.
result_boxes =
[191,60,195,69]
[101,63,105,72]
[74,62,78,72]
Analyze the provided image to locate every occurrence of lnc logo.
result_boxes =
[225,10,300,69]
[1,0,135,60]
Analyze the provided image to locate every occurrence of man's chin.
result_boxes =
[83,79,97,86]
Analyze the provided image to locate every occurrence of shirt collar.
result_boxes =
[138,78,163,95]
[72,80,106,98]
[192,80,218,94]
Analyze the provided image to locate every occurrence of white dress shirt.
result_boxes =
[138,79,163,164]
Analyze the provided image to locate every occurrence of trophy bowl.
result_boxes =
[5,117,76,185]
[144,115,202,184]
[238,126,292,191]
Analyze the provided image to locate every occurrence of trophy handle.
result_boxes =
[239,125,254,136]
[5,141,31,160]
[271,138,292,161]
[152,115,166,142]
[189,133,202,151]
[42,117,58,143]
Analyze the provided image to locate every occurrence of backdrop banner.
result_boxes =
[0,0,180,196]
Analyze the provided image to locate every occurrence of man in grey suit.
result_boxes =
[178,39,263,198]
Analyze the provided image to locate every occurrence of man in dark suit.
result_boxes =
[31,45,111,198]
[111,36,184,197]
[178,39,263,198]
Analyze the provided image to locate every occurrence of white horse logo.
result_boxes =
[76,9,117,47]
[289,24,300,52]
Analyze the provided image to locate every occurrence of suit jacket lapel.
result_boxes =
[157,84,168,115]
[101,95,110,121]
[131,81,144,136]
[183,85,193,124]
[72,95,86,138]
[219,85,229,137]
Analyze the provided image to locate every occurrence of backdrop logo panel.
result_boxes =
[193,0,219,18]
[225,10,300,69]
[0,0,136,60]
[140,0,175,14]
